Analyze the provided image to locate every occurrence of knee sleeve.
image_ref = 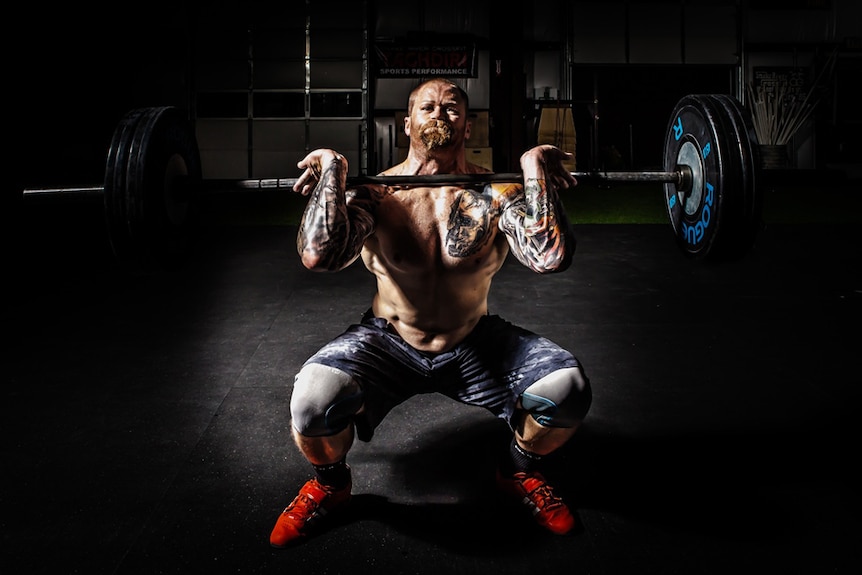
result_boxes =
[290,363,364,437]
[520,366,592,428]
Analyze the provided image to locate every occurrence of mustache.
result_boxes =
[418,119,454,148]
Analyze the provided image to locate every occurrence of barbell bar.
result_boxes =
[216,168,694,188]
[20,94,761,273]
[23,169,691,196]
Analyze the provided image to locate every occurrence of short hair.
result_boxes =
[407,78,470,113]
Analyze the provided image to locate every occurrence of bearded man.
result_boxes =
[270,78,592,547]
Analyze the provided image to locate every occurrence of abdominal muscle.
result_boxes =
[360,185,509,353]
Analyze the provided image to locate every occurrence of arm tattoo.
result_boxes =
[297,159,376,270]
[499,178,575,273]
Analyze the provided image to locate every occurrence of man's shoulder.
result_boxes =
[378,163,404,176]
[465,162,493,175]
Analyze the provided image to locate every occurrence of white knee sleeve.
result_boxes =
[521,366,591,427]
[290,363,363,436]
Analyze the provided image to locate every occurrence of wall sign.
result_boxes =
[375,36,478,78]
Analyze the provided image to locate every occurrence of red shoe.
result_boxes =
[269,477,352,548]
[496,470,576,535]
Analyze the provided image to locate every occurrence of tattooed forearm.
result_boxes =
[297,160,372,271]
[500,178,575,273]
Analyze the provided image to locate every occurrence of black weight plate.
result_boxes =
[104,108,147,268]
[707,94,762,257]
[663,94,746,260]
[104,107,201,273]
[698,94,748,260]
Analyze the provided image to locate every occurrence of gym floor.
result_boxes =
[4,182,861,574]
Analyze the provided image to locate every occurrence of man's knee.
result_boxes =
[520,366,592,428]
[290,363,363,437]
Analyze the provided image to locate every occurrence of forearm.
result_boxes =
[502,178,575,273]
[297,157,362,271]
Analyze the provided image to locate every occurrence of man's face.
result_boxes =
[406,82,470,150]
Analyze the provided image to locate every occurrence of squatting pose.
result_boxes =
[270,77,593,547]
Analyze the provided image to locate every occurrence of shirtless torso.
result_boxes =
[362,181,511,352]
[291,78,576,354]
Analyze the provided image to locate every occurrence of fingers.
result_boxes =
[293,156,319,195]
[293,149,343,195]
[556,155,577,189]
[292,168,317,195]
[548,150,576,189]
[521,145,577,189]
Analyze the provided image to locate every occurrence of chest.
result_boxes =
[373,187,502,266]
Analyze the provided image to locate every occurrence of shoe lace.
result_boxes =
[525,478,565,511]
[285,490,321,519]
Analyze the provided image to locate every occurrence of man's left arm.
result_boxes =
[498,145,577,273]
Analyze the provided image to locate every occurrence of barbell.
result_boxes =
[21,93,761,273]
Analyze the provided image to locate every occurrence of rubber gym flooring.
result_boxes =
[3,186,861,574]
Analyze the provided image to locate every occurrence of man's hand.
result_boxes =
[520,145,577,190]
[293,149,346,195]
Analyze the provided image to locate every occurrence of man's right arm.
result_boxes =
[294,149,376,271]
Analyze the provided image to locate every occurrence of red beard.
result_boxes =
[418,119,454,149]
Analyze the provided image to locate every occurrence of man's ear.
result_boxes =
[403,115,410,137]
[465,120,472,141]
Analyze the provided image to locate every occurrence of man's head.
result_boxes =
[405,78,471,152]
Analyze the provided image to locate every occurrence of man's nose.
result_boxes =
[428,106,442,119]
